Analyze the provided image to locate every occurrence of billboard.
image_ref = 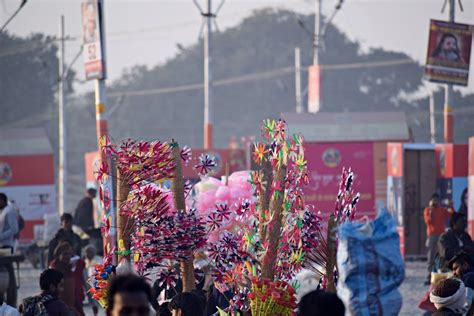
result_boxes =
[425,19,472,86]
[0,154,55,242]
[304,142,376,218]
[81,0,105,80]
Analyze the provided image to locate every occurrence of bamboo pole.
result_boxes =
[325,214,337,293]
[261,165,286,279]
[171,141,196,292]
[258,157,273,243]
[116,168,132,263]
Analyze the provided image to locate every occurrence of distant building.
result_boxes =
[281,111,410,219]
[0,128,56,243]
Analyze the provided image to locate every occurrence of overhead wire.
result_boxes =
[107,59,415,98]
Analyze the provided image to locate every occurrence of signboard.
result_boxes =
[81,0,105,80]
[0,155,55,221]
[307,65,321,113]
[304,142,375,218]
[425,19,472,86]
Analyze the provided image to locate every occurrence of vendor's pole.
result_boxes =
[262,165,286,279]
[171,141,196,292]
[443,0,455,143]
[116,168,131,263]
[325,215,337,293]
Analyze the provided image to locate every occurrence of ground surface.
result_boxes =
[16,260,427,315]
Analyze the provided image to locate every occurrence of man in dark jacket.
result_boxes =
[438,213,474,269]
[19,269,75,315]
[449,251,474,289]
[74,188,96,233]
[48,213,82,264]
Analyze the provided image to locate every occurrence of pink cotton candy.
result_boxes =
[215,186,231,202]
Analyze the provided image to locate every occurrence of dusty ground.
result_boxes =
[16,260,427,315]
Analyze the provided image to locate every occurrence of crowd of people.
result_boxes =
[420,190,474,315]
[1,187,473,315]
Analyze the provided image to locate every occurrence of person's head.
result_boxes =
[39,269,65,297]
[169,292,205,316]
[60,213,74,231]
[84,244,97,261]
[87,188,97,198]
[430,278,468,313]
[450,252,473,278]
[429,193,440,207]
[298,290,345,316]
[440,33,459,53]
[54,241,73,263]
[158,302,172,316]
[106,274,152,316]
[0,193,7,209]
[450,213,467,234]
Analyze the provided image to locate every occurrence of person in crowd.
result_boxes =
[430,278,473,316]
[19,268,75,315]
[449,251,474,289]
[106,274,154,316]
[84,245,101,316]
[157,302,172,316]
[438,213,474,270]
[0,193,19,251]
[48,213,82,264]
[459,188,468,215]
[298,290,345,316]
[0,266,19,316]
[74,188,97,234]
[49,241,85,316]
[0,193,19,307]
[424,193,453,284]
[168,292,205,316]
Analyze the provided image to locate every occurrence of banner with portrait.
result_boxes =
[425,19,472,86]
[81,0,106,80]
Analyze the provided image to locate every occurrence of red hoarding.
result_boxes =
[304,142,375,218]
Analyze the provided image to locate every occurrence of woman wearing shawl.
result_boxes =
[430,278,474,315]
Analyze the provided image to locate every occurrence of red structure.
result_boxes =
[0,129,56,243]
[468,138,474,237]
[387,143,468,258]
[283,112,410,220]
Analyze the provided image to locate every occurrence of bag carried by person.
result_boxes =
[337,209,405,316]
[21,294,53,316]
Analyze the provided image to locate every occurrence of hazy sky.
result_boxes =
[2,0,473,95]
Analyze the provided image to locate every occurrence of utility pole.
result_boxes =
[295,47,303,113]
[429,90,436,144]
[308,0,322,113]
[313,0,322,66]
[58,15,66,215]
[204,0,213,149]
[444,0,455,143]
[195,0,224,149]
[81,0,115,261]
